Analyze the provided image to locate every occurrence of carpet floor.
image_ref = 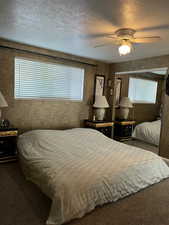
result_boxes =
[1,161,169,225]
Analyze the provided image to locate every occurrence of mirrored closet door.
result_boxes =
[114,67,168,155]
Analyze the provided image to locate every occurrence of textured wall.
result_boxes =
[0,41,110,132]
[110,55,169,158]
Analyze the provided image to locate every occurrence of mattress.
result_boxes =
[132,120,161,146]
[17,128,169,225]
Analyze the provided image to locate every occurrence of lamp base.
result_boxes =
[95,108,105,121]
[119,107,129,120]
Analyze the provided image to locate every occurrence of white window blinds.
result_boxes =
[15,58,84,101]
[128,77,157,104]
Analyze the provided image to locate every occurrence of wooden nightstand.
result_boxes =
[84,120,114,138]
[0,128,18,163]
[114,120,136,141]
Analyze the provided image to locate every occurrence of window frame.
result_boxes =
[14,57,85,102]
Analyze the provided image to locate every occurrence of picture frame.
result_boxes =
[115,78,122,107]
[94,75,105,97]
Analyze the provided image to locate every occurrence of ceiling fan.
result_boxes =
[94,28,161,56]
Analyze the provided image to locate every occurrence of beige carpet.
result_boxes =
[1,162,169,225]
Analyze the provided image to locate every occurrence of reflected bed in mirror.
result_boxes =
[114,67,168,155]
[132,120,161,146]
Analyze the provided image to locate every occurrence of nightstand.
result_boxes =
[114,120,136,141]
[84,120,114,138]
[0,128,18,163]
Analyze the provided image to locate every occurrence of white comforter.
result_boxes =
[132,120,161,146]
[18,128,169,225]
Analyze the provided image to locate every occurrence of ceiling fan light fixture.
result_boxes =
[118,40,131,56]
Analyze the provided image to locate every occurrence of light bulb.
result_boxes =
[118,40,131,56]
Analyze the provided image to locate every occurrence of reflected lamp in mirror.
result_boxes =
[93,96,109,121]
[0,91,8,119]
[119,97,133,120]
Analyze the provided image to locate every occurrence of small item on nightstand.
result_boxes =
[92,115,96,121]
[0,119,10,129]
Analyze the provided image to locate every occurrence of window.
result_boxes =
[15,58,84,101]
[128,77,158,104]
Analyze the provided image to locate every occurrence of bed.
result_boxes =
[17,128,169,225]
[132,120,161,146]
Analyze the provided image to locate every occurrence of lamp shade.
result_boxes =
[119,97,132,108]
[93,96,109,108]
[0,91,8,107]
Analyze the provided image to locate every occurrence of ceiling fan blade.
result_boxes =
[82,33,116,39]
[94,42,114,48]
[133,36,161,43]
[137,25,169,32]
[107,36,121,44]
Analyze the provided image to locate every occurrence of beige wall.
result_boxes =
[110,55,169,158]
[0,39,110,132]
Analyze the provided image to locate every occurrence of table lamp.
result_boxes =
[0,91,8,119]
[119,97,132,120]
[93,95,109,121]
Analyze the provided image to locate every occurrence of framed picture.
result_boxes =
[115,78,122,107]
[94,75,105,97]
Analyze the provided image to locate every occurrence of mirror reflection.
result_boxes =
[114,67,168,155]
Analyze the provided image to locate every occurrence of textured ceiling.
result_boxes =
[0,0,169,62]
